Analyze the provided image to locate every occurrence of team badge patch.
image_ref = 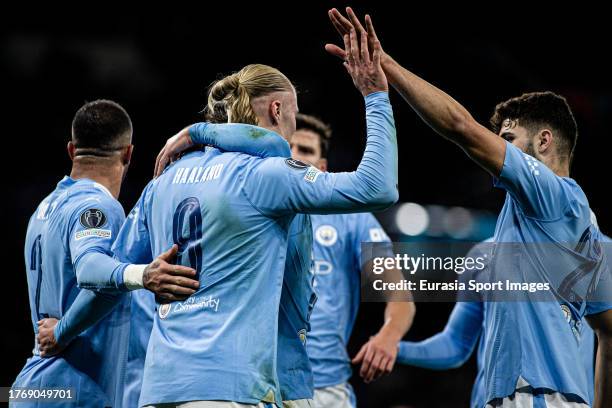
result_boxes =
[285,158,309,170]
[158,303,172,319]
[79,209,107,229]
[75,229,112,240]
[304,166,321,183]
[315,225,338,246]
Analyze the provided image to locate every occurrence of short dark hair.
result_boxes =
[295,113,332,158]
[490,91,578,160]
[71,99,132,155]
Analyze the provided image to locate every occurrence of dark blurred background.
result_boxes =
[2,3,611,407]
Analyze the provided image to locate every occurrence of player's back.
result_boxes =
[14,177,130,407]
[139,147,292,406]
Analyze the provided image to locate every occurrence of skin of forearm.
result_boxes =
[381,55,477,145]
[594,334,612,408]
[379,301,415,341]
[587,310,612,408]
[379,54,505,176]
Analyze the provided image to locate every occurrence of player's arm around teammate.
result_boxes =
[36,243,199,357]
[36,144,199,358]
[155,27,398,214]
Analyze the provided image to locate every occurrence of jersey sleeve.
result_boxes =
[494,141,578,220]
[243,92,398,216]
[53,289,122,347]
[54,183,156,349]
[112,181,155,264]
[68,192,130,291]
[397,302,483,369]
[189,122,291,158]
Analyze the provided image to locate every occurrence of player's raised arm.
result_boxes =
[326,7,506,176]
[243,25,398,215]
[156,27,397,215]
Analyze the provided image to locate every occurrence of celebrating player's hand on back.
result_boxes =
[36,245,199,358]
[329,8,388,97]
[154,128,194,178]
[143,244,200,303]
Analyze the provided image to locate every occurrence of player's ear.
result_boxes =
[67,141,76,161]
[269,100,282,125]
[317,158,328,172]
[122,144,134,166]
[538,129,553,154]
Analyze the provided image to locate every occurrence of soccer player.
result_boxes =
[115,41,397,408]
[14,100,199,407]
[157,114,415,408]
[396,238,596,407]
[290,114,414,407]
[326,8,612,407]
[129,125,312,408]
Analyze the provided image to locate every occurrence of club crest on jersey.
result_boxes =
[315,225,338,246]
[158,303,172,319]
[298,329,307,346]
[285,158,309,170]
[560,304,572,323]
[79,209,107,229]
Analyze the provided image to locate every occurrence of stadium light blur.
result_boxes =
[395,202,429,236]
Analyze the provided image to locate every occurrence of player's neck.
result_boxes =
[535,156,569,177]
[545,159,570,178]
[254,120,285,141]
[70,157,124,199]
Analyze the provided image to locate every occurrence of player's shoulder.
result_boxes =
[561,177,589,203]
[247,156,310,176]
[557,178,591,223]
[65,180,123,220]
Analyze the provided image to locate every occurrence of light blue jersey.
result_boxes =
[397,238,597,407]
[483,141,610,404]
[123,290,156,408]
[397,302,595,407]
[112,91,398,407]
[277,213,316,401]
[307,213,390,390]
[119,122,315,405]
[190,122,318,401]
[13,177,131,407]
